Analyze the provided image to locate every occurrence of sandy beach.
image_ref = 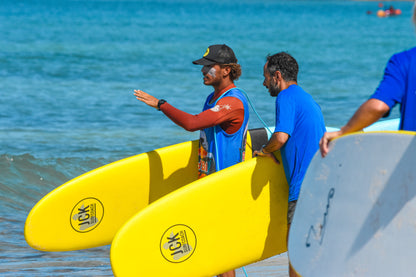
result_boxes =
[237,253,289,277]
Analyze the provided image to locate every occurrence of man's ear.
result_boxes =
[222,66,231,77]
[274,70,282,81]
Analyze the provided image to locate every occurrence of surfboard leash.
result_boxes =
[242,266,249,277]
[239,89,273,136]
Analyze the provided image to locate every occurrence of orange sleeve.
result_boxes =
[160,96,244,134]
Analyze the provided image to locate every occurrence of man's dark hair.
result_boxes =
[266,52,298,82]
[221,63,242,81]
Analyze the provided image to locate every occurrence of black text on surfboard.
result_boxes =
[160,224,197,263]
[305,188,335,247]
[70,198,104,233]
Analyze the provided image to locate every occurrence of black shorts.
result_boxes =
[287,200,297,224]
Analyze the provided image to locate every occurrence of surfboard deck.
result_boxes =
[110,153,289,277]
[24,128,269,251]
[288,131,416,276]
[24,118,399,252]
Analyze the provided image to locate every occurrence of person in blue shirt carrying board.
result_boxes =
[254,52,326,277]
[320,2,416,157]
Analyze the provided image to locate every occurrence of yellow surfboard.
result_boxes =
[25,118,399,252]
[110,154,289,277]
[24,128,269,251]
[109,119,400,276]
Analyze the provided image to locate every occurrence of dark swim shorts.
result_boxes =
[287,200,298,224]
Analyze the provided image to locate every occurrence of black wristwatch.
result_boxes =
[157,99,166,111]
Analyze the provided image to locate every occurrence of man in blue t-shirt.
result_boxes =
[254,52,326,277]
[320,3,416,157]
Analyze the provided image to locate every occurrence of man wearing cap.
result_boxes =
[134,44,248,277]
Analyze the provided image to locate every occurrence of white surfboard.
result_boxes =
[289,131,416,276]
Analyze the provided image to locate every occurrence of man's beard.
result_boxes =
[269,80,280,97]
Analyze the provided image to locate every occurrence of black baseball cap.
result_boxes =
[192,44,237,65]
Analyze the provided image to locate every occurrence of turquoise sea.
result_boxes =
[1,0,414,275]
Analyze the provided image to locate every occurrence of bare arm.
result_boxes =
[319,98,390,157]
[253,131,289,164]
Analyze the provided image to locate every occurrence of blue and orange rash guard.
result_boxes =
[159,84,249,178]
[159,84,245,134]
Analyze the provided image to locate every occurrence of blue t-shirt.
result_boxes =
[275,84,326,202]
[371,46,416,131]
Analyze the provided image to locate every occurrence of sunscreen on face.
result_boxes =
[207,67,216,78]
[202,65,216,78]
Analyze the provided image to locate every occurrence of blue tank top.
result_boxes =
[198,88,249,178]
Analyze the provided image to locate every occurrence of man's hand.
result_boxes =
[319,130,342,157]
[253,149,280,164]
[134,90,159,109]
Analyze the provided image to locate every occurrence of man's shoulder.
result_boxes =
[403,46,416,55]
[225,87,245,96]
[391,46,416,62]
[221,88,247,103]
[384,47,416,76]
[280,85,308,99]
[217,94,245,109]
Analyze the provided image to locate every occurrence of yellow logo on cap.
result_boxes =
[203,48,209,57]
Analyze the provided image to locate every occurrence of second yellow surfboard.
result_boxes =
[111,154,289,276]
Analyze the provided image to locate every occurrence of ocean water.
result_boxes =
[0,0,414,275]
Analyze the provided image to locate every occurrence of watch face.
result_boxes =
[158,99,166,110]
